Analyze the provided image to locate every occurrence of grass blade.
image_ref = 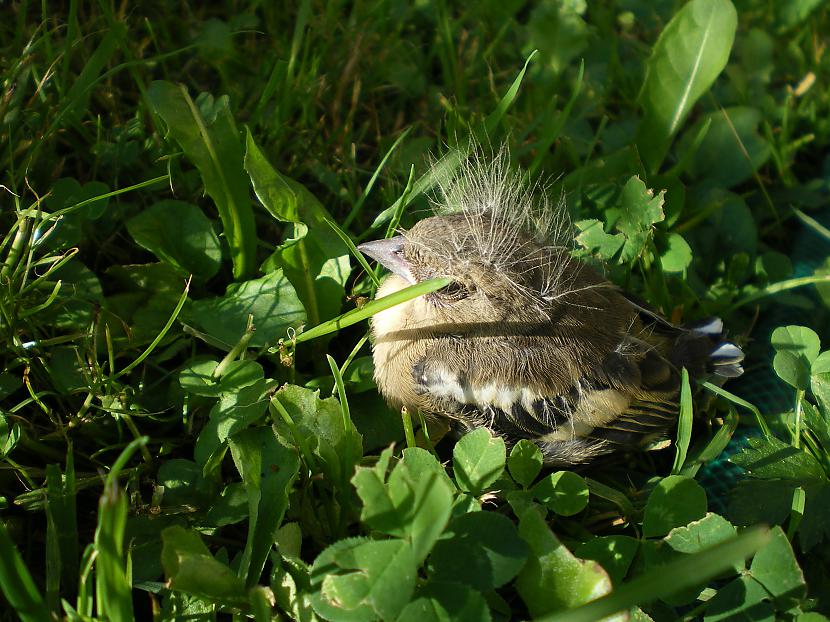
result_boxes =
[291,277,451,345]
[671,368,693,474]
[0,518,52,622]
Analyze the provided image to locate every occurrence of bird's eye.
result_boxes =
[435,281,468,301]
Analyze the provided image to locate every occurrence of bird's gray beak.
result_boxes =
[357,236,417,284]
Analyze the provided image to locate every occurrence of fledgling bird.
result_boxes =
[358,151,743,465]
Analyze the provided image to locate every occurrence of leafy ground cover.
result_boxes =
[2,0,830,620]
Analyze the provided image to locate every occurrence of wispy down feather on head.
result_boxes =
[397,145,594,319]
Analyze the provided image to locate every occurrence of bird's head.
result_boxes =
[358,211,572,326]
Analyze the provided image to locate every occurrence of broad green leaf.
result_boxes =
[156,459,217,508]
[160,526,248,605]
[246,129,350,325]
[539,527,771,622]
[677,107,771,188]
[508,439,544,488]
[205,483,249,527]
[453,428,506,495]
[728,479,800,530]
[352,447,453,564]
[310,538,417,622]
[614,176,665,262]
[664,513,738,556]
[147,81,257,279]
[194,380,269,466]
[125,200,221,280]
[188,269,306,348]
[771,325,820,390]
[228,426,300,587]
[702,575,774,622]
[660,233,693,273]
[574,219,625,261]
[397,582,491,622]
[515,507,615,619]
[642,475,707,538]
[428,511,528,590]
[813,351,830,375]
[575,536,639,586]
[531,471,589,516]
[796,483,830,552]
[729,436,825,483]
[527,1,588,74]
[749,526,806,608]
[42,178,110,248]
[637,0,738,171]
[271,384,362,490]
[179,358,264,397]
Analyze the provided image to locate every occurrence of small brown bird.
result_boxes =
[358,152,743,465]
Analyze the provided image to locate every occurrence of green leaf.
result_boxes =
[453,428,506,495]
[310,538,417,622]
[642,475,707,538]
[527,1,588,74]
[636,0,738,171]
[677,107,771,188]
[246,129,350,325]
[515,507,614,618]
[147,81,257,279]
[538,527,771,622]
[727,479,800,530]
[188,269,306,348]
[796,483,830,552]
[179,358,264,397]
[771,325,821,390]
[701,575,775,622]
[574,219,625,261]
[194,380,269,465]
[352,447,453,564]
[729,436,825,483]
[161,526,248,605]
[397,581,492,622]
[614,176,666,262]
[156,458,217,508]
[508,439,544,488]
[664,512,738,554]
[660,233,693,273]
[575,536,639,586]
[749,526,806,608]
[531,471,589,516]
[813,351,830,375]
[228,426,300,587]
[125,200,221,280]
[271,384,362,490]
[428,511,528,590]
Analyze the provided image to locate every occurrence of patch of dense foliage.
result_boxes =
[1,1,830,620]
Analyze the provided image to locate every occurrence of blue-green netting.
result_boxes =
[698,209,830,514]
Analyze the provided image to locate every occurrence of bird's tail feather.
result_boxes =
[683,317,744,379]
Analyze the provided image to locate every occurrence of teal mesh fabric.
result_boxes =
[697,209,830,514]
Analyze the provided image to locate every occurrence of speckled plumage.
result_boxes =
[360,151,743,464]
